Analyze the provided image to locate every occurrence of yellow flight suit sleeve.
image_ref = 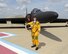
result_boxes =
[27,21,33,27]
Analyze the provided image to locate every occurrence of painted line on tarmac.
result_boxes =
[0,32,37,54]
[0,32,16,38]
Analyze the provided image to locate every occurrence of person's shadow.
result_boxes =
[39,42,46,48]
[40,28,62,42]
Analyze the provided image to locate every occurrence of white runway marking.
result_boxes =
[0,32,37,54]
[0,32,16,38]
[0,41,28,54]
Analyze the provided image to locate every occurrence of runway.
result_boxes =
[0,23,68,54]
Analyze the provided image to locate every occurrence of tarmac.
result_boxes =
[0,22,68,54]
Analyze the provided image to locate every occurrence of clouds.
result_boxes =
[16,6,19,9]
[0,3,7,8]
[20,5,26,10]
[0,0,68,18]
[16,0,32,10]
[0,0,8,15]
[41,7,50,11]
[16,0,31,5]
[65,4,68,7]
[0,0,4,2]
[48,0,64,3]
[64,4,68,11]
[16,5,26,10]
[0,0,8,8]
[0,0,32,17]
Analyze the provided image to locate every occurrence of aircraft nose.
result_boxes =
[54,12,58,18]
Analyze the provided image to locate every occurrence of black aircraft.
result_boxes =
[26,8,68,23]
[26,8,58,23]
[0,8,68,26]
[25,8,68,27]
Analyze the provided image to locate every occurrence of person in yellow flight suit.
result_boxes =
[26,17,41,50]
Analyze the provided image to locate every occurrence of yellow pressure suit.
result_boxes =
[28,21,41,47]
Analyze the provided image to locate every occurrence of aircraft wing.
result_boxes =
[0,18,25,24]
[50,19,68,23]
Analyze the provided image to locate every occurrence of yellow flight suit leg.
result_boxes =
[35,36,39,47]
[32,32,35,45]
[32,32,39,47]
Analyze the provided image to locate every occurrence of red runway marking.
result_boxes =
[0,45,17,54]
[0,33,8,37]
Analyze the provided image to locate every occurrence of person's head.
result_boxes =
[33,16,37,23]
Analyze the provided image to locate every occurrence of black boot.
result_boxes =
[31,45,36,48]
[35,47,39,50]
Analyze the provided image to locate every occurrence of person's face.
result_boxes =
[33,17,36,21]
[33,17,36,23]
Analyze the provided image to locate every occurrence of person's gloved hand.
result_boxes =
[26,25,31,30]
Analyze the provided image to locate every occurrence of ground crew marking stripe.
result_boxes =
[0,32,16,38]
[0,41,27,54]
[0,32,37,54]
[0,45,17,54]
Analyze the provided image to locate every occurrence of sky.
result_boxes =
[0,0,68,19]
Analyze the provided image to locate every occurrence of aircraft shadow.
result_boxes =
[40,28,62,42]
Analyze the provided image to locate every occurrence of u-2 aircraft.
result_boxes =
[25,8,68,24]
[0,8,68,27]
